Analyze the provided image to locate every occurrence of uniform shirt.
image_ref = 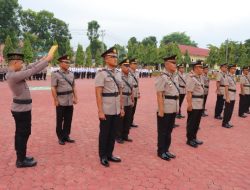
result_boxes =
[240,74,250,95]
[226,74,236,101]
[202,74,210,95]
[186,74,204,110]
[130,70,140,98]
[6,60,48,112]
[155,69,179,114]
[120,72,134,106]
[51,69,75,106]
[95,67,122,115]
[177,72,186,95]
[216,71,228,95]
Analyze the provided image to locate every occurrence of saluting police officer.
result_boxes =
[186,60,204,148]
[222,64,237,128]
[238,66,250,117]
[155,55,179,161]
[214,63,228,120]
[176,63,186,119]
[202,64,210,117]
[129,58,140,128]
[6,50,54,168]
[116,59,134,144]
[95,47,124,167]
[51,55,78,145]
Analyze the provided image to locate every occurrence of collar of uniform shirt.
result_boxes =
[105,66,115,72]
[163,69,173,77]
[60,69,69,74]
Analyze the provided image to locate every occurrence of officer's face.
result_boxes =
[130,63,137,70]
[221,66,228,72]
[194,65,203,75]
[243,69,249,75]
[12,60,23,71]
[178,67,184,73]
[229,67,236,74]
[121,64,130,74]
[165,61,176,73]
[105,54,118,67]
[203,68,209,74]
[60,60,70,70]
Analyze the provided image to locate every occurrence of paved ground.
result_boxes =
[0,77,250,190]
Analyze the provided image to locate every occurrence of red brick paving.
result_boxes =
[0,78,250,190]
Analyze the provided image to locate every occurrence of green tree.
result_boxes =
[75,44,84,66]
[3,35,14,59]
[160,32,197,47]
[65,39,73,59]
[85,47,92,67]
[95,49,102,66]
[183,50,191,67]
[206,44,219,67]
[127,37,140,59]
[238,43,248,67]
[158,42,182,64]
[22,38,33,64]
[87,20,101,58]
[114,44,127,62]
[0,0,20,44]
[52,41,59,65]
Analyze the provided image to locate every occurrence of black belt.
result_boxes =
[122,92,132,96]
[244,85,250,87]
[228,89,236,92]
[192,95,204,99]
[220,85,225,87]
[13,99,32,104]
[133,85,138,88]
[179,85,185,88]
[102,92,119,97]
[205,85,209,88]
[165,95,179,100]
[57,90,73,95]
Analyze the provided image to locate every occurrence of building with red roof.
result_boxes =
[178,44,209,62]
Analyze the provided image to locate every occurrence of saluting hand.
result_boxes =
[98,111,106,120]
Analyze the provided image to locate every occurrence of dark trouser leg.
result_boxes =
[186,110,202,141]
[12,111,32,161]
[165,113,176,152]
[178,94,185,115]
[107,115,120,157]
[99,115,112,158]
[223,100,235,124]
[56,106,64,140]
[203,94,208,113]
[131,97,138,124]
[122,106,133,139]
[215,95,224,117]
[239,94,245,116]
[63,106,74,139]
[246,95,250,113]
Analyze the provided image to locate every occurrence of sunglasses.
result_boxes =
[122,64,130,67]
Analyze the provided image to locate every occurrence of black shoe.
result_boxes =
[131,124,138,128]
[215,116,223,120]
[25,156,34,161]
[176,114,182,119]
[16,159,37,168]
[123,137,133,142]
[202,113,208,117]
[107,156,121,162]
[158,153,171,161]
[173,124,180,128]
[165,152,176,159]
[180,115,185,118]
[222,123,232,128]
[58,139,65,145]
[239,115,247,118]
[100,157,109,167]
[194,139,203,145]
[116,138,124,144]
[186,140,198,148]
[228,123,234,127]
[64,137,75,143]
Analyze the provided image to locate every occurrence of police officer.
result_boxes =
[238,66,250,117]
[42,67,47,80]
[0,65,3,81]
[202,64,210,117]
[214,63,228,120]
[186,60,204,148]
[155,55,179,160]
[116,59,134,144]
[51,55,78,145]
[95,47,124,167]
[222,64,237,128]
[129,58,140,128]
[6,48,55,168]
[176,63,186,119]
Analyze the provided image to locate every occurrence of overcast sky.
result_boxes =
[19,0,250,50]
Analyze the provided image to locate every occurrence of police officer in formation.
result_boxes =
[129,58,140,128]
[51,55,78,145]
[239,66,250,117]
[6,48,55,168]
[116,59,134,144]
[202,64,210,117]
[222,64,237,128]
[186,60,204,148]
[95,47,123,167]
[176,63,186,119]
[214,63,228,120]
[0,65,4,81]
[155,55,179,160]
